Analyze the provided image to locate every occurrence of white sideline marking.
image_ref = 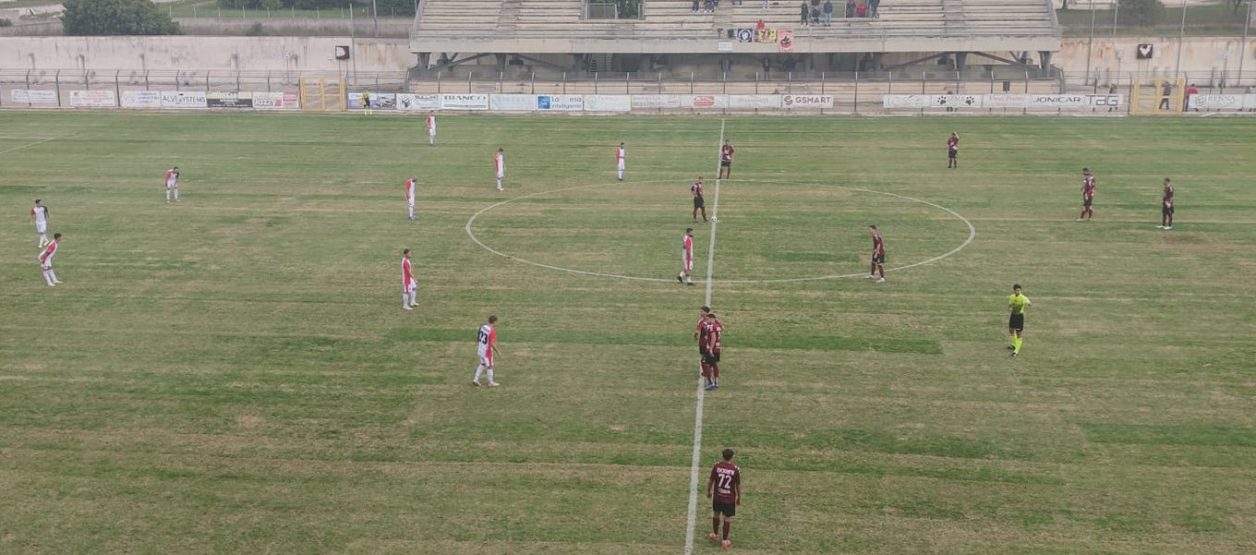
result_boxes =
[683,118,725,555]
[465,181,975,284]
[0,135,60,155]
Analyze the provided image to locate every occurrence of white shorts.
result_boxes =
[479,353,493,367]
[428,128,436,136]
[166,183,178,190]
[617,159,625,171]
[35,222,46,233]
[496,170,504,179]
[682,253,694,272]
[404,278,417,293]
[407,198,415,207]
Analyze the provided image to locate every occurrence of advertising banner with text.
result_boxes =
[439,93,489,110]
[489,94,537,112]
[68,90,117,108]
[207,92,253,109]
[782,94,834,109]
[537,95,584,111]
[251,91,300,110]
[11,89,59,106]
[583,95,631,112]
[161,91,208,109]
[728,95,782,109]
[631,95,683,109]
[121,90,162,108]
[396,93,441,111]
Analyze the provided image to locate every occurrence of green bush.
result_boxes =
[62,0,181,35]
[1117,0,1164,26]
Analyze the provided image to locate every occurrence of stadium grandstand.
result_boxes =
[410,0,1061,78]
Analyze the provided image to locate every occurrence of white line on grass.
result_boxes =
[0,135,61,156]
[684,118,725,555]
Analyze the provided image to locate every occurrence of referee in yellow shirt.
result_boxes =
[1007,284,1031,357]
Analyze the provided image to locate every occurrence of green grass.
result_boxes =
[1,111,1255,553]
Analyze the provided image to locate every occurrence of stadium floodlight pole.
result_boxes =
[372,0,379,36]
[1085,0,1096,84]
[1111,0,1118,37]
[1174,0,1187,82]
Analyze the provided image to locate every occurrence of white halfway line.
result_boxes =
[684,118,725,555]
[0,135,61,156]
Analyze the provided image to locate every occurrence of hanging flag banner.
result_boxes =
[778,29,795,53]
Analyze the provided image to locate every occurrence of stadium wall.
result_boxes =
[1057,37,1256,82]
[0,37,413,73]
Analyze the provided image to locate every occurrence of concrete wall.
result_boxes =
[0,36,415,73]
[1056,36,1256,84]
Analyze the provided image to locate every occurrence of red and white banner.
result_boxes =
[252,91,300,110]
[685,95,728,109]
[778,29,795,53]
[69,90,116,108]
[782,94,833,109]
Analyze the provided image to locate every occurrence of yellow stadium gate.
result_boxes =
[1130,77,1186,116]
[298,77,346,112]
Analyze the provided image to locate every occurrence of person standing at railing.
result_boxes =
[869,0,879,18]
[822,0,833,25]
[845,0,855,18]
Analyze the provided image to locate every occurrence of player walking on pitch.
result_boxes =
[472,315,501,386]
[38,232,62,286]
[947,132,959,169]
[678,228,696,286]
[164,166,180,203]
[701,312,724,390]
[401,249,418,310]
[615,142,626,181]
[866,225,886,283]
[1007,284,1031,357]
[691,177,708,222]
[1158,177,1174,230]
[696,305,711,376]
[31,199,51,248]
[494,148,505,191]
[706,448,742,551]
[719,140,735,179]
[1078,168,1096,221]
[404,176,417,221]
[425,112,437,145]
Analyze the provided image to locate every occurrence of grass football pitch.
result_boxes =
[1,111,1254,554]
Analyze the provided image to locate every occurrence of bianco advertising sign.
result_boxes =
[252,91,300,110]
[69,90,117,107]
[631,95,683,109]
[583,95,631,112]
[489,94,537,111]
[396,93,440,110]
[727,95,781,109]
[11,89,59,105]
[782,94,834,109]
[537,94,584,111]
[161,91,208,109]
[440,93,489,110]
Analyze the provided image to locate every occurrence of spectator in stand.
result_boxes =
[1108,83,1119,112]
[1184,83,1199,112]
[855,0,867,17]
[822,0,833,25]
[869,0,879,17]
[693,0,700,12]
[762,0,769,9]
[845,0,855,18]
[811,5,820,24]
[800,1,810,24]
[1158,81,1173,110]
[756,18,766,30]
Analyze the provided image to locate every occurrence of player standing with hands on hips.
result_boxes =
[472,315,501,387]
[164,166,180,203]
[706,448,742,551]
[31,199,51,248]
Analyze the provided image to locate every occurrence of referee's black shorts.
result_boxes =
[1008,313,1025,332]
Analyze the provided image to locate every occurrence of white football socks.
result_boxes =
[473,364,485,382]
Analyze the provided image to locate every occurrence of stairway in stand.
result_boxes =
[499,0,521,29]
